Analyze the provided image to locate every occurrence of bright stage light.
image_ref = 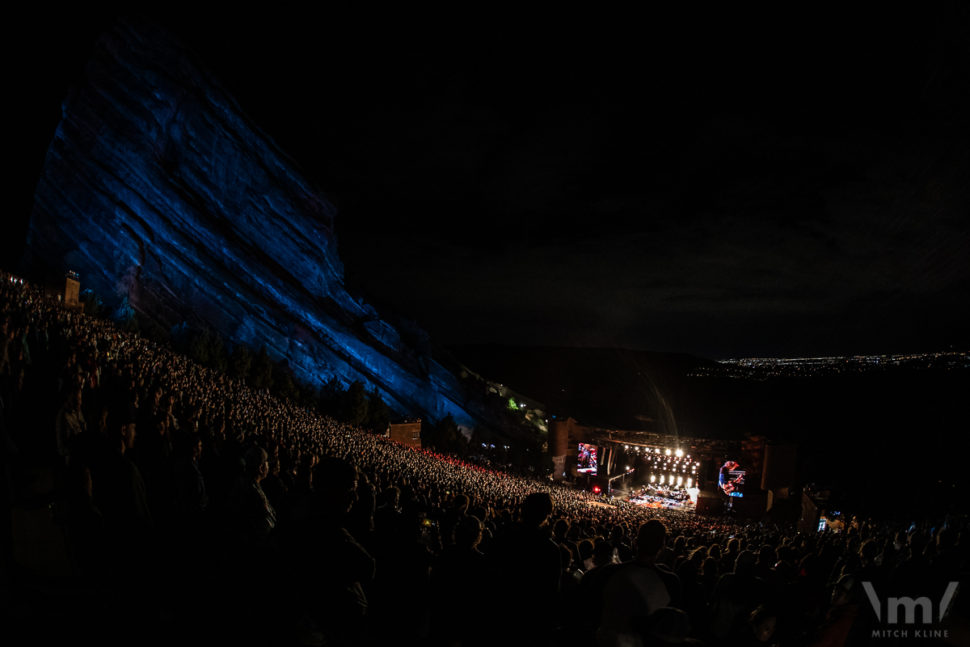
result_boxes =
[677,476,683,485]
[665,448,672,456]
[675,449,683,458]
[659,475,665,484]
[650,474,656,483]
[687,478,692,487]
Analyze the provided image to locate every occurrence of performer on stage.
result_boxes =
[718,460,742,494]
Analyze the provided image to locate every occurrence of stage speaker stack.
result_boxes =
[695,491,722,514]
[798,491,820,534]
[761,442,797,491]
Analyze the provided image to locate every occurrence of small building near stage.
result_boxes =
[388,419,422,449]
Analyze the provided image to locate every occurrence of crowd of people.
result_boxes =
[1,272,967,646]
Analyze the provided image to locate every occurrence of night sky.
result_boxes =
[10,7,970,360]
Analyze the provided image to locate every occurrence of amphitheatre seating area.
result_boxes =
[1,273,966,646]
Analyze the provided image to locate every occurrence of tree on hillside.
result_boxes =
[134,312,170,345]
[229,344,252,382]
[172,326,229,374]
[423,414,466,455]
[317,376,344,416]
[250,345,274,391]
[342,380,369,427]
[114,298,138,334]
[292,381,317,409]
[272,362,297,402]
[366,386,392,433]
[80,289,104,317]
[208,331,229,373]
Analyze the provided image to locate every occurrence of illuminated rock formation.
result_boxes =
[23,17,479,428]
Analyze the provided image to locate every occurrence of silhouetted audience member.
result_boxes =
[90,406,153,553]
[737,603,780,647]
[486,491,562,646]
[574,538,623,643]
[57,462,106,578]
[285,455,375,647]
[172,431,208,525]
[54,385,85,466]
[231,443,277,551]
[599,519,682,647]
[709,549,766,640]
[428,514,489,646]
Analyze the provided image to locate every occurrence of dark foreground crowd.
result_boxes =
[1,274,967,647]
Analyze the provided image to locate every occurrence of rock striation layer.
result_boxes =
[23,17,480,429]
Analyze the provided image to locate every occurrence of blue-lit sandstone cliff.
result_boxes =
[23,18,482,430]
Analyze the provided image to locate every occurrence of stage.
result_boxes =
[613,484,699,511]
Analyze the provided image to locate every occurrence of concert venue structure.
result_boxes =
[550,416,796,517]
